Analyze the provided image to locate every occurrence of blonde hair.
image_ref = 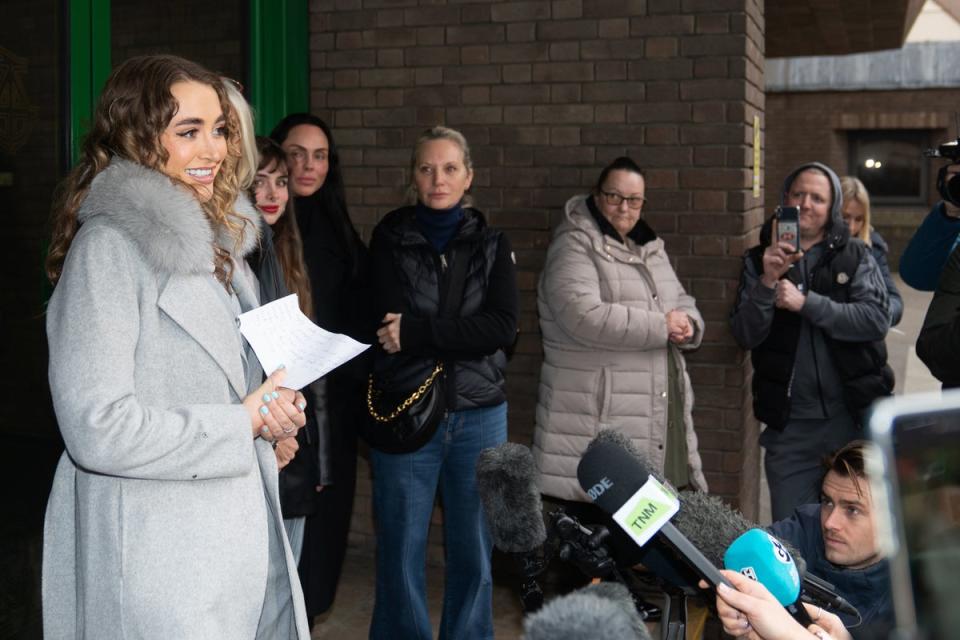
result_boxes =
[223,78,258,191]
[406,125,475,207]
[840,176,872,246]
[47,55,252,286]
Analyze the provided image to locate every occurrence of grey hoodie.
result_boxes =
[730,162,890,422]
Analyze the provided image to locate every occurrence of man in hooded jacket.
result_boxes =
[730,162,892,521]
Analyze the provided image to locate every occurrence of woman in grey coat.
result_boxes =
[534,156,708,499]
[43,55,310,639]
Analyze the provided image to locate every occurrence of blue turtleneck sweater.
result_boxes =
[415,201,464,253]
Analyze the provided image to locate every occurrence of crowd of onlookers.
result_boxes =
[41,52,960,639]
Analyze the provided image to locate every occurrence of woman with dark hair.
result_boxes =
[43,54,309,637]
[534,156,708,497]
[270,113,368,620]
[367,125,518,639]
[247,136,330,566]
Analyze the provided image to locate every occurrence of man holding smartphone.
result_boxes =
[730,162,892,521]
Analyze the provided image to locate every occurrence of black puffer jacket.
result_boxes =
[369,205,519,411]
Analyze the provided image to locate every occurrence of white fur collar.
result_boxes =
[78,158,260,275]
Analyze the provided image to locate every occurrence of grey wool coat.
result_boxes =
[43,159,310,639]
[533,194,709,500]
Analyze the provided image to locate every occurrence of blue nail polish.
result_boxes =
[271,391,280,400]
[261,425,270,434]
[298,401,307,411]
[262,393,272,403]
[277,363,286,370]
[259,406,269,415]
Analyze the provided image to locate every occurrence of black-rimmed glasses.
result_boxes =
[599,190,646,210]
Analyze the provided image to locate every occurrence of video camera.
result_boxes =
[923,137,960,206]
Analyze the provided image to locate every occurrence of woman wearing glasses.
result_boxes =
[533,156,708,505]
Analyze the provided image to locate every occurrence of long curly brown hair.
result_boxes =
[46,54,252,286]
[251,137,314,320]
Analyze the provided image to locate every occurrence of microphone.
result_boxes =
[477,442,547,612]
[723,528,813,626]
[523,582,652,640]
[802,573,860,618]
[576,438,732,590]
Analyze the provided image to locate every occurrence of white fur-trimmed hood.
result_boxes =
[78,158,260,275]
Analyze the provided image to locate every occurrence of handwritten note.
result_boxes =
[238,294,370,390]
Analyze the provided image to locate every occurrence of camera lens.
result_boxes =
[948,173,960,206]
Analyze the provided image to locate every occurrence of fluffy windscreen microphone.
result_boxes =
[523,582,652,640]
[477,442,548,612]
[476,442,547,553]
[671,490,752,567]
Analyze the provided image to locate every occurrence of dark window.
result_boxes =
[848,130,929,204]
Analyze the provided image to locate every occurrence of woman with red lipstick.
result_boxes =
[270,113,370,622]
[367,126,519,640]
[247,136,329,567]
[42,55,310,638]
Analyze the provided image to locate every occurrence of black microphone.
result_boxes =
[802,573,860,618]
[523,582,652,640]
[576,439,733,590]
[477,442,547,612]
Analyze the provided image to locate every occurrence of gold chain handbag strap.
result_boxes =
[366,363,444,423]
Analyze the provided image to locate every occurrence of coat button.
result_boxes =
[658,444,664,450]
[192,474,198,479]
[660,391,667,398]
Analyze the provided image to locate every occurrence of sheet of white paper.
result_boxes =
[238,294,370,390]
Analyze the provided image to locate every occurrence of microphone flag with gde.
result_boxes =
[576,438,733,590]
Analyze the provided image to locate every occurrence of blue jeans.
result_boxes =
[369,403,508,640]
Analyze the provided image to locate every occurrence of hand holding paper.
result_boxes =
[238,294,370,390]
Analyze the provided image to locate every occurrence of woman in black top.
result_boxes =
[270,113,368,621]
[367,126,519,640]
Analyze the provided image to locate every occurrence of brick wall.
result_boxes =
[310,0,767,555]
[112,0,247,83]
[766,88,960,270]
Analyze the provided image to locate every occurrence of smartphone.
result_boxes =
[868,391,960,640]
[775,206,800,254]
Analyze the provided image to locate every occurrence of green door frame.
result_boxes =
[248,0,309,135]
[67,0,308,161]
[68,0,111,165]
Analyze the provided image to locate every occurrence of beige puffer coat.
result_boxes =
[533,194,708,500]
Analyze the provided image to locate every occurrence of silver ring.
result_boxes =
[281,427,295,434]
[815,606,822,621]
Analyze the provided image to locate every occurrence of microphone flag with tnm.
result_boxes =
[577,438,733,590]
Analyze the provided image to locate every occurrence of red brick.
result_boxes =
[503,64,533,83]
[461,86,491,105]
[325,49,376,68]
[360,68,416,88]
[680,34,747,57]
[581,124,644,144]
[534,146,595,166]
[646,124,679,145]
[597,61,627,81]
[461,4,492,23]
[491,84,550,104]
[405,46,460,67]
[696,13,730,34]
[548,42,581,61]
[532,62,594,82]
[553,0,584,19]
[327,89,377,108]
[599,18,630,39]
[447,106,503,125]
[550,84,582,103]
[336,31,363,49]
[630,15,695,35]
[537,19,598,40]
[491,2,552,22]
[443,65,502,85]
[490,42,550,63]
[377,49,404,67]
[404,5,460,26]
[414,67,443,86]
[334,69,360,88]
[461,45,491,65]
[507,22,537,42]
[646,81,679,102]
[595,104,626,123]
[627,102,692,123]
[583,81,645,103]
[583,0,647,16]
[363,28,417,48]
[447,24,506,45]
[416,27,445,46]
[504,105,534,124]
[533,104,594,124]
[645,36,678,58]
[550,126,581,146]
